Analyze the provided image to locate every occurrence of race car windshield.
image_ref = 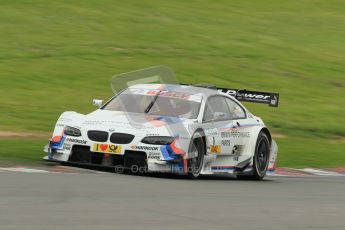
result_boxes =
[103,89,202,119]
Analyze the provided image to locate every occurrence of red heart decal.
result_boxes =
[100,144,108,151]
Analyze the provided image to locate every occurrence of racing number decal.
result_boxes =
[92,143,122,154]
[210,145,221,153]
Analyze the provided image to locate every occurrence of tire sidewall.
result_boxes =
[253,132,270,179]
[187,132,205,178]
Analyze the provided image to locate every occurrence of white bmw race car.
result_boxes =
[44,67,279,180]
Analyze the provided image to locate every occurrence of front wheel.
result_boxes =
[237,132,270,180]
[187,134,205,179]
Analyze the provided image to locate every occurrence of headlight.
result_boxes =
[141,136,175,145]
[64,126,81,137]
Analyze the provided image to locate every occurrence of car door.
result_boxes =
[202,95,234,155]
[223,97,252,150]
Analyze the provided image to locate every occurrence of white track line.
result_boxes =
[0,166,105,174]
[0,167,49,173]
[298,168,344,176]
[267,174,287,177]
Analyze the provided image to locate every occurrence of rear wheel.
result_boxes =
[237,132,270,180]
[187,134,205,179]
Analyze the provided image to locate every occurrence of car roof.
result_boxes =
[128,84,221,98]
[126,84,246,109]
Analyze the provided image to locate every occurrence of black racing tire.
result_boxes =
[237,131,270,180]
[187,133,205,179]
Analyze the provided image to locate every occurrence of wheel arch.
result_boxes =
[243,125,272,159]
[260,127,272,145]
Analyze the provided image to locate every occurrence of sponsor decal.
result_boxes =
[221,139,231,146]
[63,145,71,151]
[239,93,270,100]
[131,89,191,100]
[83,120,154,130]
[221,132,231,138]
[148,152,161,160]
[210,145,221,153]
[176,136,189,140]
[219,123,262,132]
[92,143,122,154]
[66,137,87,144]
[211,165,235,171]
[131,145,159,151]
[217,88,279,107]
[150,90,191,99]
[221,131,250,138]
[57,118,72,123]
[230,131,250,138]
[205,128,218,136]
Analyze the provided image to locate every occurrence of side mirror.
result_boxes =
[92,99,103,108]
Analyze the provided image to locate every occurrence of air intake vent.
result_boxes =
[110,133,134,144]
[87,131,108,142]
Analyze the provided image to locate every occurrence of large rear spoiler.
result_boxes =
[217,88,279,107]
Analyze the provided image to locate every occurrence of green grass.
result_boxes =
[0,0,344,167]
[277,138,345,168]
[0,139,47,163]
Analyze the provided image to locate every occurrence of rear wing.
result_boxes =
[217,88,279,107]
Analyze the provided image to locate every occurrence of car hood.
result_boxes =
[79,110,194,137]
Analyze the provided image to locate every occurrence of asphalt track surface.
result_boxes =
[1,170,345,230]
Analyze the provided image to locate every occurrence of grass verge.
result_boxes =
[0,139,47,164]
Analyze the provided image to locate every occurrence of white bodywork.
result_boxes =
[45,84,278,177]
